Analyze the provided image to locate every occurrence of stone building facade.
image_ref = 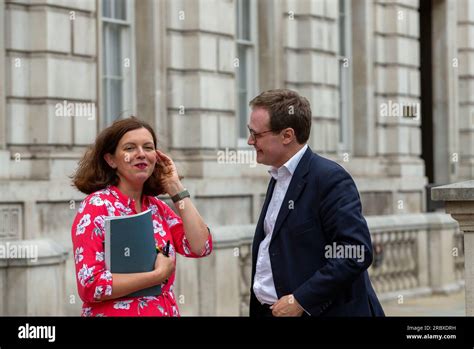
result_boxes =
[0,0,472,315]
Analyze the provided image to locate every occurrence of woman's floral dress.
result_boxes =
[71,185,212,316]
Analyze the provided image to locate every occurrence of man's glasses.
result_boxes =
[247,126,274,142]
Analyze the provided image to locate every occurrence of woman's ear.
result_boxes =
[104,153,117,169]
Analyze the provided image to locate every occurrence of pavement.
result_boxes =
[381,290,466,316]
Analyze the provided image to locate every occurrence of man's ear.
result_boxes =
[104,153,117,169]
[282,128,296,145]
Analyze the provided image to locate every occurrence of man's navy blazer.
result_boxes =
[250,147,385,317]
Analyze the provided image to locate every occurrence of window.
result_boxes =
[236,0,258,147]
[338,0,353,153]
[101,0,135,126]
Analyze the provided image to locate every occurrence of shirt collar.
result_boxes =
[268,144,308,180]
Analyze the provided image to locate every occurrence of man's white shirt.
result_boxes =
[253,144,308,305]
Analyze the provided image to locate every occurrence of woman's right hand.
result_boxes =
[99,252,175,301]
[152,252,175,284]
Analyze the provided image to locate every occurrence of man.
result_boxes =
[248,89,384,317]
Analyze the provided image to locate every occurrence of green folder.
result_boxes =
[104,209,162,298]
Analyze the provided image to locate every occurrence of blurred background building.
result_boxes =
[0,0,473,315]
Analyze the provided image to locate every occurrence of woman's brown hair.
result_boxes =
[72,116,166,196]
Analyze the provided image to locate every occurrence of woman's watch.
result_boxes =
[170,189,190,203]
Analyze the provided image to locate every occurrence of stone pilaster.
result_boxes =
[372,0,426,213]
[284,0,340,155]
[0,239,68,315]
[165,0,236,178]
[457,0,474,180]
[432,180,474,315]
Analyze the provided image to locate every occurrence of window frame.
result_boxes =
[99,0,136,129]
[236,0,259,148]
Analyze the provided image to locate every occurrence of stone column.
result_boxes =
[352,0,375,157]
[374,0,426,211]
[457,0,474,180]
[165,0,236,178]
[0,0,10,178]
[432,180,474,315]
[258,0,284,91]
[0,0,6,150]
[135,0,169,148]
[0,239,68,315]
[432,0,459,183]
[283,0,340,155]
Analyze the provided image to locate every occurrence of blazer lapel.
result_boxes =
[252,177,276,262]
[269,178,307,245]
[270,147,312,245]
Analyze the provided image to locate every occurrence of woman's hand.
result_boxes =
[103,254,176,300]
[155,150,184,196]
[155,150,210,257]
[152,252,175,284]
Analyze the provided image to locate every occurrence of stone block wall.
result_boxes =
[458,0,474,180]
[284,0,340,155]
[0,0,470,315]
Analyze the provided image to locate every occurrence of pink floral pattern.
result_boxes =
[71,185,212,316]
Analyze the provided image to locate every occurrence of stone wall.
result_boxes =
[0,0,470,316]
[3,212,458,316]
[4,0,97,158]
[0,239,68,315]
[172,212,463,316]
[284,0,340,155]
[458,0,474,180]
[0,0,431,233]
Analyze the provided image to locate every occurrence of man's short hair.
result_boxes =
[249,89,312,144]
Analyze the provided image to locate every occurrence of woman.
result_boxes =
[71,116,212,316]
